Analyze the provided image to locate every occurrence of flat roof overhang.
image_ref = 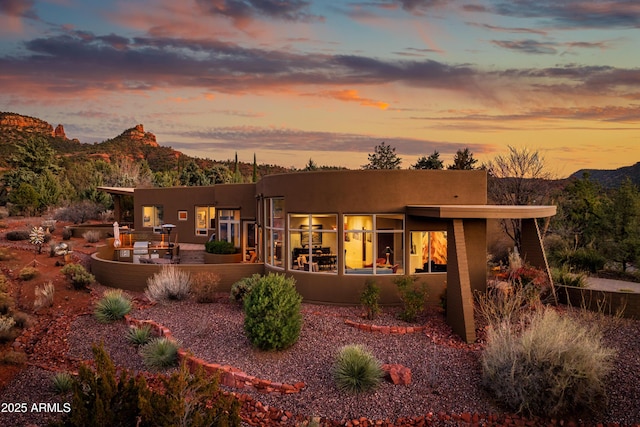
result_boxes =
[407,204,557,219]
[97,186,135,196]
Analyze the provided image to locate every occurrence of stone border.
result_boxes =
[343,319,427,334]
[124,315,305,394]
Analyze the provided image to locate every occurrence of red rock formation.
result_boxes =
[54,124,66,138]
[119,124,158,147]
[0,112,54,135]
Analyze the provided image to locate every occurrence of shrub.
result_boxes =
[55,343,240,427]
[0,274,8,292]
[360,279,381,320]
[0,292,14,316]
[333,344,384,394]
[53,200,103,224]
[94,289,132,323]
[41,219,57,233]
[82,230,101,243]
[394,275,427,322]
[0,315,17,343]
[481,308,616,418]
[140,337,180,369]
[18,266,38,281]
[0,350,27,365]
[552,267,587,288]
[243,273,302,351]
[61,263,95,290]
[51,372,74,394]
[0,248,15,261]
[229,273,261,305]
[126,324,153,346]
[556,247,606,274]
[11,311,32,329]
[62,227,72,240]
[5,230,30,241]
[145,265,191,302]
[191,272,221,303]
[205,239,237,254]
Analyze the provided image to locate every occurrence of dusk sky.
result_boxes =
[0,0,639,177]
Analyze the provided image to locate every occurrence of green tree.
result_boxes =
[304,158,318,171]
[179,161,210,186]
[448,148,477,170]
[9,182,40,216]
[601,178,640,272]
[252,153,258,183]
[34,169,63,209]
[207,164,232,184]
[412,151,443,170]
[363,142,401,170]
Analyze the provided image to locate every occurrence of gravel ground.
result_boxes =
[2,295,640,426]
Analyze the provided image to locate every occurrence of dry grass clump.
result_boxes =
[481,307,616,418]
[145,265,191,302]
[82,230,101,243]
[34,281,55,311]
[191,272,221,303]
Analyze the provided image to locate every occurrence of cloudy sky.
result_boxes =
[0,0,638,176]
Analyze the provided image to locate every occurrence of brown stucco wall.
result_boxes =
[133,184,256,244]
[557,286,640,320]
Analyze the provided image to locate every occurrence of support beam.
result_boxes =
[447,219,476,343]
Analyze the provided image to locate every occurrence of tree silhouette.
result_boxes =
[363,142,401,170]
[448,148,477,170]
[413,151,443,170]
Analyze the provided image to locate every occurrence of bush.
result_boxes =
[0,248,15,261]
[62,227,72,240]
[126,324,153,346]
[229,273,261,305]
[243,273,302,351]
[0,292,14,316]
[0,350,27,365]
[11,311,32,329]
[191,272,221,303]
[53,200,103,224]
[82,230,101,243]
[556,247,606,274]
[205,239,237,254]
[5,230,30,241]
[360,279,381,320]
[481,308,616,418]
[552,267,587,288]
[0,315,17,343]
[394,275,427,322]
[140,337,180,369]
[61,263,95,290]
[55,342,240,427]
[0,274,7,293]
[51,372,74,394]
[94,289,132,323]
[145,265,191,302]
[333,344,383,394]
[18,266,38,281]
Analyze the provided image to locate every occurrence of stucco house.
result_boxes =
[97,169,556,342]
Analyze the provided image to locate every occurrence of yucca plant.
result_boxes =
[126,324,153,346]
[94,289,132,323]
[51,372,74,394]
[140,337,180,369]
[333,344,384,394]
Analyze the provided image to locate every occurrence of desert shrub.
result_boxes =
[360,279,381,320]
[0,274,8,292]
[333,344,384,394]
[229,273,261,305]
[18,266,38,281]
[0,292,14,315]
[0,248,15,261]
[481,308,616,418]
[0,350,27,365]
[62,227,72,240]
[5,230,30,241]
[0,315,17,342]
[53,200,103,224]
[243,273,302,351]
[33,282,55,312]
[145,265,191,302]
[204,239,237,254]
[41,219,57,232]
[476,284,532,328]
[51,372,74,394]
[554,247,606,274]
[126,324,153,346]
[61,263,95,290]
[191,272,221,303]
[94,289,132,323]
[11,311,32,329]
[140,337,180,369]
[82,230,101,243]
[394,275,427,322]
[552,267,587,288]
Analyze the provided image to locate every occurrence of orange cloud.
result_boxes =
[322,89,389,110]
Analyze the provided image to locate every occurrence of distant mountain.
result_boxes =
[0,112,290,176]
[571,162,640,188]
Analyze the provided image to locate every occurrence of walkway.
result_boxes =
[585,277,640,293]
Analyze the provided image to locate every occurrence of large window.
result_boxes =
[142,205,163,228]
[195,206,216,237]
[289,214,338,273]
[265,198,284,268]
[410,231,447,274]
[218,209,240,247]
[344,214,404,275]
